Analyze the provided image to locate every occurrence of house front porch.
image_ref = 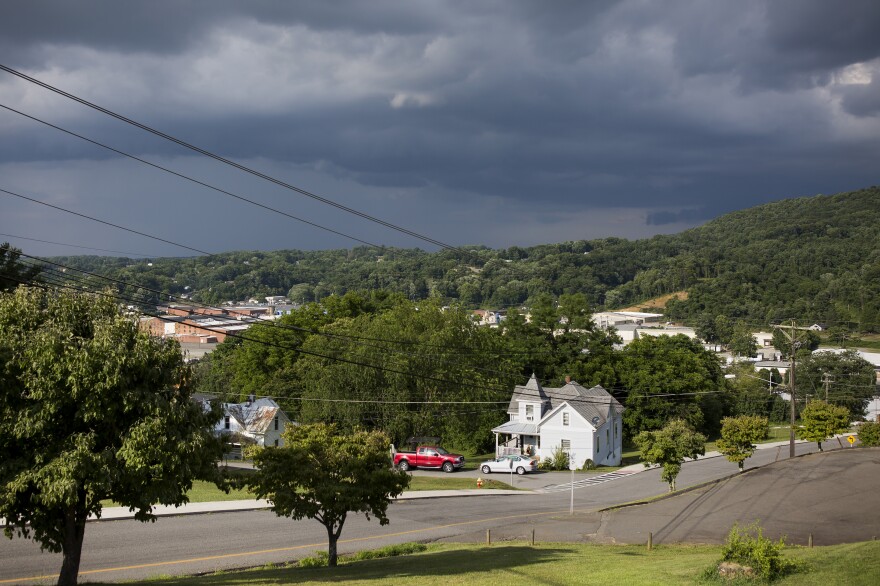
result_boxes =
[491,421,539,458]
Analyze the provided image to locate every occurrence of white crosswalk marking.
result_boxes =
[537,470,637,493]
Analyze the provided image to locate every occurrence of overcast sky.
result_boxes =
[1,1,879,257]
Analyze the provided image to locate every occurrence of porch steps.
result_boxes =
[536,470,637,493]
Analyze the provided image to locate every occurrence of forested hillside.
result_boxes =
[54,186,880,331]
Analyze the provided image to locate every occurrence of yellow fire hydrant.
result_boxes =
[476,477,484,489]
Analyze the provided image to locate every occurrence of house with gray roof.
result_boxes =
[213,397,294,449]
[491,374,624,468]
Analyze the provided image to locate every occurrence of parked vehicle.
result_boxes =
[479,454,538,475]
[392,445,465,472]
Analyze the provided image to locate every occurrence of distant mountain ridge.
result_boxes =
[53,186,880,331]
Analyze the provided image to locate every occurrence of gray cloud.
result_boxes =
[1,1,879,256]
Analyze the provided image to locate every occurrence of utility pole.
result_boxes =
[774,320,802,458]
[822,372,833,401]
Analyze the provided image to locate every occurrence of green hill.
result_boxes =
[51,186,880,331]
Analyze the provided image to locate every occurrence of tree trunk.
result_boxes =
[327,532,337,567]
[58,503,87,586]
[325,521,344,567]
[738,461,744,472]
[817,441,823,452]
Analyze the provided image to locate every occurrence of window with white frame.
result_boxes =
[560,439,571,450]
[525,404,534,421]
[563,412,570,426]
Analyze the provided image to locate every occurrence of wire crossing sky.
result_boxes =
[1,1,879,257]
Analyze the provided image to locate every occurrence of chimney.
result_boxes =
[565,375,571,384]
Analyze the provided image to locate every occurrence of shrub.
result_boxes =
[581,458,595,471]
[717,521,798,581]
[350,542,427,561]
[298,552,329,568]
[857,421,880,447]
[540,445,571,470]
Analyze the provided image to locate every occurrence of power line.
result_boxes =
[14,251,536,384]
[0,103,382,248]
[0,233,156,258]
[0,63,462,252]
[1,187,212,256]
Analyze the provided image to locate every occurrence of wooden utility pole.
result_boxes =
[822,372,833,401]
[775,320,802,458]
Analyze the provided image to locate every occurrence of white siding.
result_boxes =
[538,406,595,469]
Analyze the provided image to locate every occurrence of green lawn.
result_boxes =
[102,476,514,508]
[116,540,880,585]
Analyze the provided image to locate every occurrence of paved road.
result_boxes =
[441,447,880,547]
[0,438,857,584]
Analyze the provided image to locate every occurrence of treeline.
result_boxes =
[192,293,877,451]
[55,186,880,331]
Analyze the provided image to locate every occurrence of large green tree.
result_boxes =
[0,287,223,586]
[798,401,850,451]
[501,292,619,387]
[617,334,727,437]
[716,415,769,472]
[0,242,40,291]
[249,423,409,567]
[212,291,405,402]
[294,300,514,451]
[635,419,706,492]
[795,350,877,419]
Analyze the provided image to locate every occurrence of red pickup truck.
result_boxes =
[393,445,465,473]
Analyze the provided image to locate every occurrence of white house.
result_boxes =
[214,397,294,448]
[491,374,625,468]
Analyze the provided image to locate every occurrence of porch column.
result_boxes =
[494,432,499,457]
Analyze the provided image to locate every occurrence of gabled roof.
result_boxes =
[543,382,623,429]
[507,373,549,413]
[226,398,284,435]
[506,375,623,429]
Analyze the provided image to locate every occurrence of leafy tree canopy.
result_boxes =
[796,350,877,419]
[0,287,222,586]
[617,335,726,437]
[0,242,40,291]
[248,423,409,567]
[293,300,514,452]
[857,421,880,447]
[635,419,706,492]
[798,401,850,451]
[716,415,769,471]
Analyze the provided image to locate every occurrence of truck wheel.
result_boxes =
[516,466,526,475]
[481,465,491,474]
[442,461,454,473]
[398,460,410,472]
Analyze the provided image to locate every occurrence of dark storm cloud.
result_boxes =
[1,1,879,254]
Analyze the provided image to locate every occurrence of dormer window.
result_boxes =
[525,404,534,422]
[563,412,570,426]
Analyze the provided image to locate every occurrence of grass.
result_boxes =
[406,476,515,491]
[118,540,880,585]
[101,476,516,508]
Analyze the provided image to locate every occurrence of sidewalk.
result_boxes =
[92,489,527,522]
